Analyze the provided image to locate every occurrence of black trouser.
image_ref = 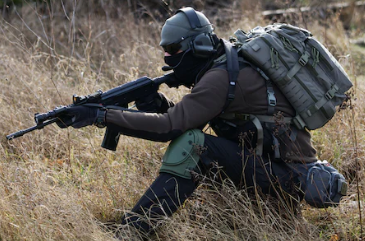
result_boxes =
[121,134,301,234]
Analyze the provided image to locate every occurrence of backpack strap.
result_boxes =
[216,41,283,157]
[221,40,239,113]
[233,51,277,116]
[215,40,278,116]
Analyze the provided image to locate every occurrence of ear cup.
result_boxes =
[191,33,215,58]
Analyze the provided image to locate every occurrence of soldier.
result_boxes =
[59,7,319,237]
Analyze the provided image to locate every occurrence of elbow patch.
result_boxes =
[160,129,205,179]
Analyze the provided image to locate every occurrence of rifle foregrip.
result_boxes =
[101,127,120,151]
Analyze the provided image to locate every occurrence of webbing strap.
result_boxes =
[255,115,292,123]
[272,135,280,159]
[250,115,264,156]
[251,115,292,156]
[219,113,292,124]
[278,51,310,87]
[299,84,339,120]
[221,40,240,113]
[219,113,293,157]
[292,115,306,129]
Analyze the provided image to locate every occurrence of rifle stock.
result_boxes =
[6,73,177,151]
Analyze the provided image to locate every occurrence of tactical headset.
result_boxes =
[176,7,216,58]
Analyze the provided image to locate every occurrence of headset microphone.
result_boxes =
[161,48,191,72]
[162,65,173,71]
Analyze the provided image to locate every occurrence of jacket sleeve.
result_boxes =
[105,69,229,142]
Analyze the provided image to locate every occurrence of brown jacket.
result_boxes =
[106,66,317,162]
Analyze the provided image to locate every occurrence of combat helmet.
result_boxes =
[160,7,216,58]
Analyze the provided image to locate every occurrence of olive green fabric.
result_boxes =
[160,129,205,179]
[159,10,213,51]
[232,24,352,130]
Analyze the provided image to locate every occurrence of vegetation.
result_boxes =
[0,0,364,240]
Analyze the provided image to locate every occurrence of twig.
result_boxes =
[66,0,77,76]
[350,92,364,240]
[348,39,364,239]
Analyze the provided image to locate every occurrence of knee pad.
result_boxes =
[160,129,205,179]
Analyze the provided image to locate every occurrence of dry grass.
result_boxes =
[0,1,364,240]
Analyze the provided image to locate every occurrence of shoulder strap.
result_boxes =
[219,40,277,115]
[234,53,277,115]
[221,40,239,114]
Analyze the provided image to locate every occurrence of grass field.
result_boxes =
[0,1,364,240]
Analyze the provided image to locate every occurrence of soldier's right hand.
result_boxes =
[135,92,174,113]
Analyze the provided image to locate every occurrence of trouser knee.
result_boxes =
[160,129,205,179]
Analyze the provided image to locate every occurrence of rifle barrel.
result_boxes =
[6,118,58,140]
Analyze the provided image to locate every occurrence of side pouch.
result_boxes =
[304,161,348,208]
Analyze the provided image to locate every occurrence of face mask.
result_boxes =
[164,50,210,88]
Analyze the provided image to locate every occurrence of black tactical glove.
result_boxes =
[135,92,174,113]
[56,106,106,129]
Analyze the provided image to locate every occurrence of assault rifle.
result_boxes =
[6,73,178,151]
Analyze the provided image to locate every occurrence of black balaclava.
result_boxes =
[164,49,212,88]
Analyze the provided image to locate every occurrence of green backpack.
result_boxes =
[225,23,353,130]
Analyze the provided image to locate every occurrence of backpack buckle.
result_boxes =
[228,93,235,101]
[267,87,277,106]
[299,51,310,66]
[325,91,334,100]
[235,113,250,121]
[268,92,277,106]
[325,85,339,100]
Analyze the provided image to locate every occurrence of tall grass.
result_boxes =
[0,0,364,240]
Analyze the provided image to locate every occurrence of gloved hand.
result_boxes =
[56,105,105,129]
[135,92,174,113]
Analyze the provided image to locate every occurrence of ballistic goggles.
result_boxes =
[162,35,196,55]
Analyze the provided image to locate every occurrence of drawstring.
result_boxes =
[280,36,298,53]
[270,48,279,69]
[312,47,320,68]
